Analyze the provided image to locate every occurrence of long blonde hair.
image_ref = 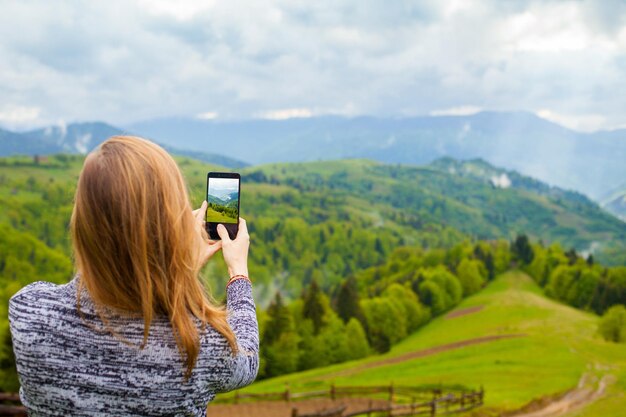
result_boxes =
[70,135,237,378]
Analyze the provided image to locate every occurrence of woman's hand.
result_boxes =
[217,218,250,279]
[193,201,223,268]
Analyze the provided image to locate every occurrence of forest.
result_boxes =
[207,201,238,222]
[255,234,626,379]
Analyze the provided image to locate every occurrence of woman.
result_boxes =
[9,136,258,416]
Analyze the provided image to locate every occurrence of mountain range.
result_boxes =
[208,192,239,205]
[1,111,625,218]
[127,112,626,201]
[0,122,247,168]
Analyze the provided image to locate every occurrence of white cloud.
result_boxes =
[536,109,608,132]
[430,106,483,117]
[0,1,625,130]
[197,111,218,120]
[491,173,512,189]
[137,0,216,21]
[0,105,41,127]
[255,108,314,120]
[503,5,596,53]
[75,133,91,154]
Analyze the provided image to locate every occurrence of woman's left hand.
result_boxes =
[193,201,222,267]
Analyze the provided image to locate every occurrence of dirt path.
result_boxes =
[508,373,613,417]
[326,333,527,378]
[446,305,484,319]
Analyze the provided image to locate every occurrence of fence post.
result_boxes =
[285,385,291,403]
[367,399,372,417]
[234,391,239,405]
[389,382,394,403]
[430,399,436,417]
[411,396,416,417]
[291,408,298,417]
[331,383,336,401]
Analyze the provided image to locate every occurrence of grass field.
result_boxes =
[207,206,237,223]
[222,271,626,416]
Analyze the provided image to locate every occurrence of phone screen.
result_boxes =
[206,173,240,240]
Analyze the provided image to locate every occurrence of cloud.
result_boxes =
[255,108,314,120]
[536,109,608,132]
[196,111,218,120]
[430,106,483,116]
[0,0,625,130]
[0,105,41,127]
[491,173,512,189]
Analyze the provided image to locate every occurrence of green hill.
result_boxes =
[242,159,626,265]
[1,154,624,305]
[227,271,626,416]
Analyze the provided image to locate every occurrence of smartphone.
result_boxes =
[205,172,241,240]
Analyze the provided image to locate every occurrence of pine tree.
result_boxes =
[512,234,534,265]
[335,276,366,327]
[303,280,325,334]
[485,252,495,280]
[263,292,292,345]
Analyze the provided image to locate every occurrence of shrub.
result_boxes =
[598,305,626,343]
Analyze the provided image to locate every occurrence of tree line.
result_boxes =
[513,235,626,342]
[257,239,511,378]
[207,201,238,220]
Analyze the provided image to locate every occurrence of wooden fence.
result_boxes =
[1,384,484,417]
[0,393,26,417]
[341,390,484,417]
[216,384,484,417]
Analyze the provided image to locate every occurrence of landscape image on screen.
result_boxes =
[206,177,239,224]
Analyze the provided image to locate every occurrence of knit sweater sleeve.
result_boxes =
[215,278,260,393]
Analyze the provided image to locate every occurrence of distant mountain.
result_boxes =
[601,181,626,221]
[605,194,626,221]
[207,195,227,205]
[163,147,247,169]
[27,122,127,153]
[128,112,626,200]
[0,127,61,155]
[0,122,247,169]
[430,157,593,208]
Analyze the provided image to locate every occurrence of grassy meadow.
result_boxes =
[207,206,237,223]
[220,271,626,416]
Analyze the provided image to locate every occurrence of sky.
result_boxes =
[0,0,625,132]
[208,177,239,200]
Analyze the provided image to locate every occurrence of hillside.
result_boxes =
[224,271,626,416]
[0,154,624,304]
[243,159,626,265]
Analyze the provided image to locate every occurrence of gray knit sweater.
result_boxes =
[9,277,259,416]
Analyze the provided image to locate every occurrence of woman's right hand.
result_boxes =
[217,218,250,279]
